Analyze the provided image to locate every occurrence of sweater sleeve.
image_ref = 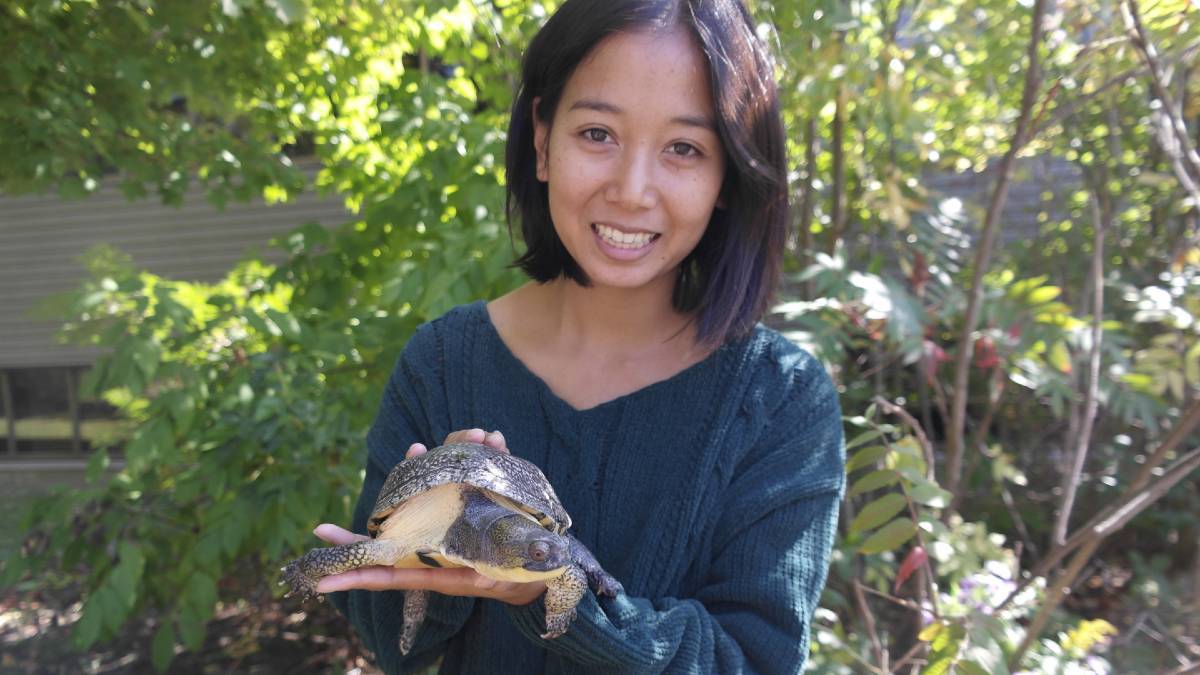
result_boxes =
[329,322,477,674]
[505,356,845,674]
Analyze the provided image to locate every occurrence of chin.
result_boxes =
[583,269,672,292]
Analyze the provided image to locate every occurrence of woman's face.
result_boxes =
[533,27,726,295]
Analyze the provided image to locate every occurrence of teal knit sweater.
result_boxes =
[331,301,845,674]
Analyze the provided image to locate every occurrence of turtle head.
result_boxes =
[489,515,572,573]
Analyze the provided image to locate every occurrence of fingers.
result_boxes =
[443,428,486,445]
[313,565,543,605]
[442,428,508,453]
[406,442,427,459]
[313,523,368,545]
[316,566,491,595]
[484,430,507,452]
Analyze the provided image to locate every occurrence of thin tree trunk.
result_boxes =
[1002,399,1200,607]
[1124,0,1200,202]
[1053,183,1109,545]
[944,0,1048,498]
[829,82,847,255]
[1012,443,1200,667]
[798,115,817,298]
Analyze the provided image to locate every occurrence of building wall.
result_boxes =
[0,162,350,457]
[0,163,350,368]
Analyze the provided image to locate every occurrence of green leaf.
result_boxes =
[1026,285,1062,305]
[846,445,890,473]
[849,493,907,535]
[846,428,885,450]
[858,517,918,554]
[919,621,946,642]
[1185,340,1200,384]
[185,573,219,612]
[266,308,301,340]
[129,339,163,381]
[932,621,966,653]
[246,311,282,337]
[907,481,952,509]
[195,531,224,568]
[92,585,128,637]
[1047,340,1072,373]
[922,653,953,675]
[848,469,901,498]
[963,635,1009,675]
[85,449,111,483]
[152,623,176,672]
[177,604,207,652]
[221,518,246,556]
[74,596,104,649]
[109,542,145,611]
[269,0,308,23]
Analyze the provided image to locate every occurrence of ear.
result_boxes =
[532,97,549,182]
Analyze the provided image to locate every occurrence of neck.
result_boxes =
[540,276,696,354]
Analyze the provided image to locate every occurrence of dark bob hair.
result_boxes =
[505,0,788,346]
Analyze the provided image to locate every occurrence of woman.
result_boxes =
[316,0,845,672]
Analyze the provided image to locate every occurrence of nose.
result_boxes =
[605,147,658,210]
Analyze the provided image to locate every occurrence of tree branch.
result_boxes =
[998,398,1200,612]
[1011,444,1200,667]
[1052,179,1109,545]
[1123,0,1200,203]
[853,580,889,673]
[944,0,1048,498]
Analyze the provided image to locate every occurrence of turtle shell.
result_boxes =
[367,442,572,537]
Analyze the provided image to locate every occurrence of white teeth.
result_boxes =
[594,224,655,249]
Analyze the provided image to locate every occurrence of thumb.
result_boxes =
[313,523,369,545]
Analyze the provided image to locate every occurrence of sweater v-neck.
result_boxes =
[467,300,734,416]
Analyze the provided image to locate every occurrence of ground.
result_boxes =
[0,583,384,674]
[0,465,385,674]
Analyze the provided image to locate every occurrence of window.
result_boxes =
[0,367,119,456]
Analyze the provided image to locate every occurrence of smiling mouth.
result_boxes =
[592,223,660,249]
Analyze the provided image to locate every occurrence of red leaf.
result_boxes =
[922,340,948,384]
[909,252,931,293]
[973,336,999,370]
[894,546,927,593]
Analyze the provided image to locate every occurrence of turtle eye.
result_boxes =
[529,540,550,562]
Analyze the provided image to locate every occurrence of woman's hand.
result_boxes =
[406,427,507,457]
[312,428,545,606]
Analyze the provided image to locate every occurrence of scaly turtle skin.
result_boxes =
[281,442,623,654]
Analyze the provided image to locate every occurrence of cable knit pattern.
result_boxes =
[331,301,845,674]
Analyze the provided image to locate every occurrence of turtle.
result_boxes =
[281,442,623,654]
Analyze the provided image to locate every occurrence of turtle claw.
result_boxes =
[594,574,623,598]
[280,559,320,600]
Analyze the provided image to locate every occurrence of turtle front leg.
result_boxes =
[567,535,624,597]
[541,564,587,639]
[281,539,405,600]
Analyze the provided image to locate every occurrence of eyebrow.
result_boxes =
[567,98,715,132]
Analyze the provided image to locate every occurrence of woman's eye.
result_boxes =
[669,142,701,157]
[583,128,610,143]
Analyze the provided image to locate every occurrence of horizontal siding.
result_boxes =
[922,157,1081,245]
[0,162,351,368]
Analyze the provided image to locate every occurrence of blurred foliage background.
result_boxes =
[1,0,1199,672]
